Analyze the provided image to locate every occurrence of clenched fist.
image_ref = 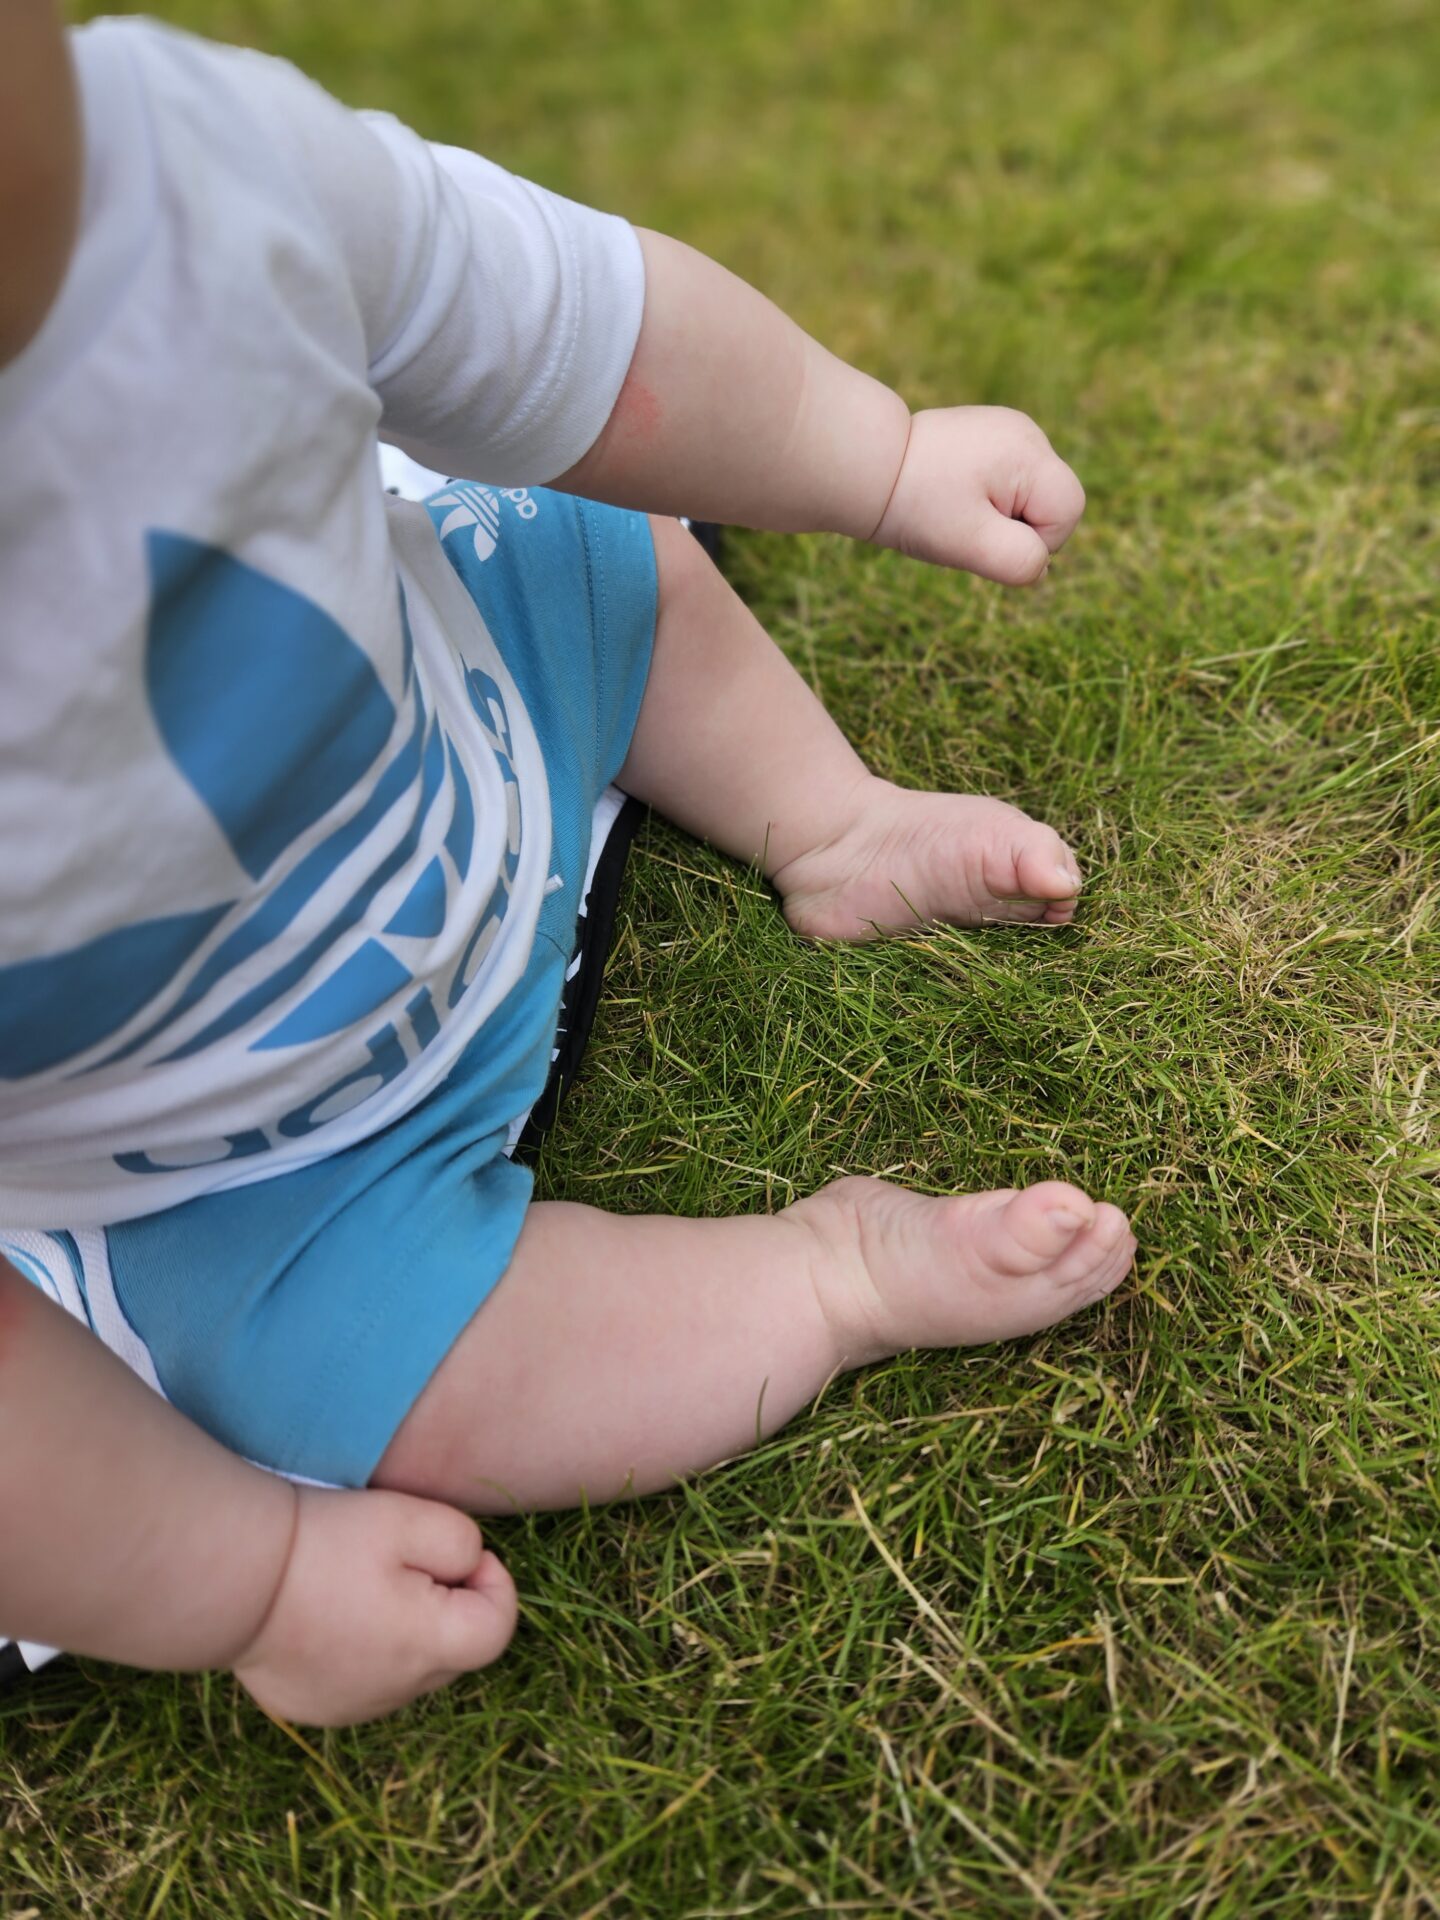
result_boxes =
[870,406,1085,585]
[233,1485,518,1727]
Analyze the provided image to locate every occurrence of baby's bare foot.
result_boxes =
[772,777,1082,941]
[792,1176,1134,1366]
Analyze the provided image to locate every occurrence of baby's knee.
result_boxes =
[649,512,718,614]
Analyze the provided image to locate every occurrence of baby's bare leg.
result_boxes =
[374,521,1135,1511]
[373,1178,1132,1512]
[626,517,1082,938]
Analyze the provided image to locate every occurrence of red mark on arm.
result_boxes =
[552,364,666,495]
[613,370,663,447]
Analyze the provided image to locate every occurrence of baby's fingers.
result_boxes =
[1022,452,1086,553]
[392,1491,520,1670]
[420,1550,518,1677]
[963,506,1052,586]
[397,1492,488,1584]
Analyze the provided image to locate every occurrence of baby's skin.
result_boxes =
[243,418,1137,1723]
[0,12,1135,1727]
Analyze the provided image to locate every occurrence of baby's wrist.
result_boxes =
[793,347,911,541]
[835,382,913,543]
[863,411,916,545]
[213,1472,302,1673]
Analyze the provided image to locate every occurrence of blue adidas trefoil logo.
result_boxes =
[0,536,524,1179]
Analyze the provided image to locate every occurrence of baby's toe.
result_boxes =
[1013,828,1083,904]
[1051,1204,1132,1287]
[981,1181,1098,1275]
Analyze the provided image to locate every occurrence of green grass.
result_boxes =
[5,0,1439,1911]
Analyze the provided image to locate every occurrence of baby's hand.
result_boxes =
[870,406,1085,584]
[232,1485,518,1727]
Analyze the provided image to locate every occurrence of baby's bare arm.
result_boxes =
[0,1258,295,1668]
[553,229,1086,585]
[0,1262,517,1724]
[555,229,912,543]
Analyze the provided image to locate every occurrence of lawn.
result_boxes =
[4,0,1439,1912]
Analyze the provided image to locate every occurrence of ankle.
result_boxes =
[786,1175,899,1369]
[768,769,886,891]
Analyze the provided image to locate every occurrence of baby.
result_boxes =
[0,2,1135,1723]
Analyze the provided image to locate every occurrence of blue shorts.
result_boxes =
[7,489,656,1488]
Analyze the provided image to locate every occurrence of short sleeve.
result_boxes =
[141,27,645,484]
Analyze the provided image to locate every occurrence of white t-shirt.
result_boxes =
[0,17,644,1226]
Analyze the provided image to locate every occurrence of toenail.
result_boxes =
[1046,1206,1084,1233]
